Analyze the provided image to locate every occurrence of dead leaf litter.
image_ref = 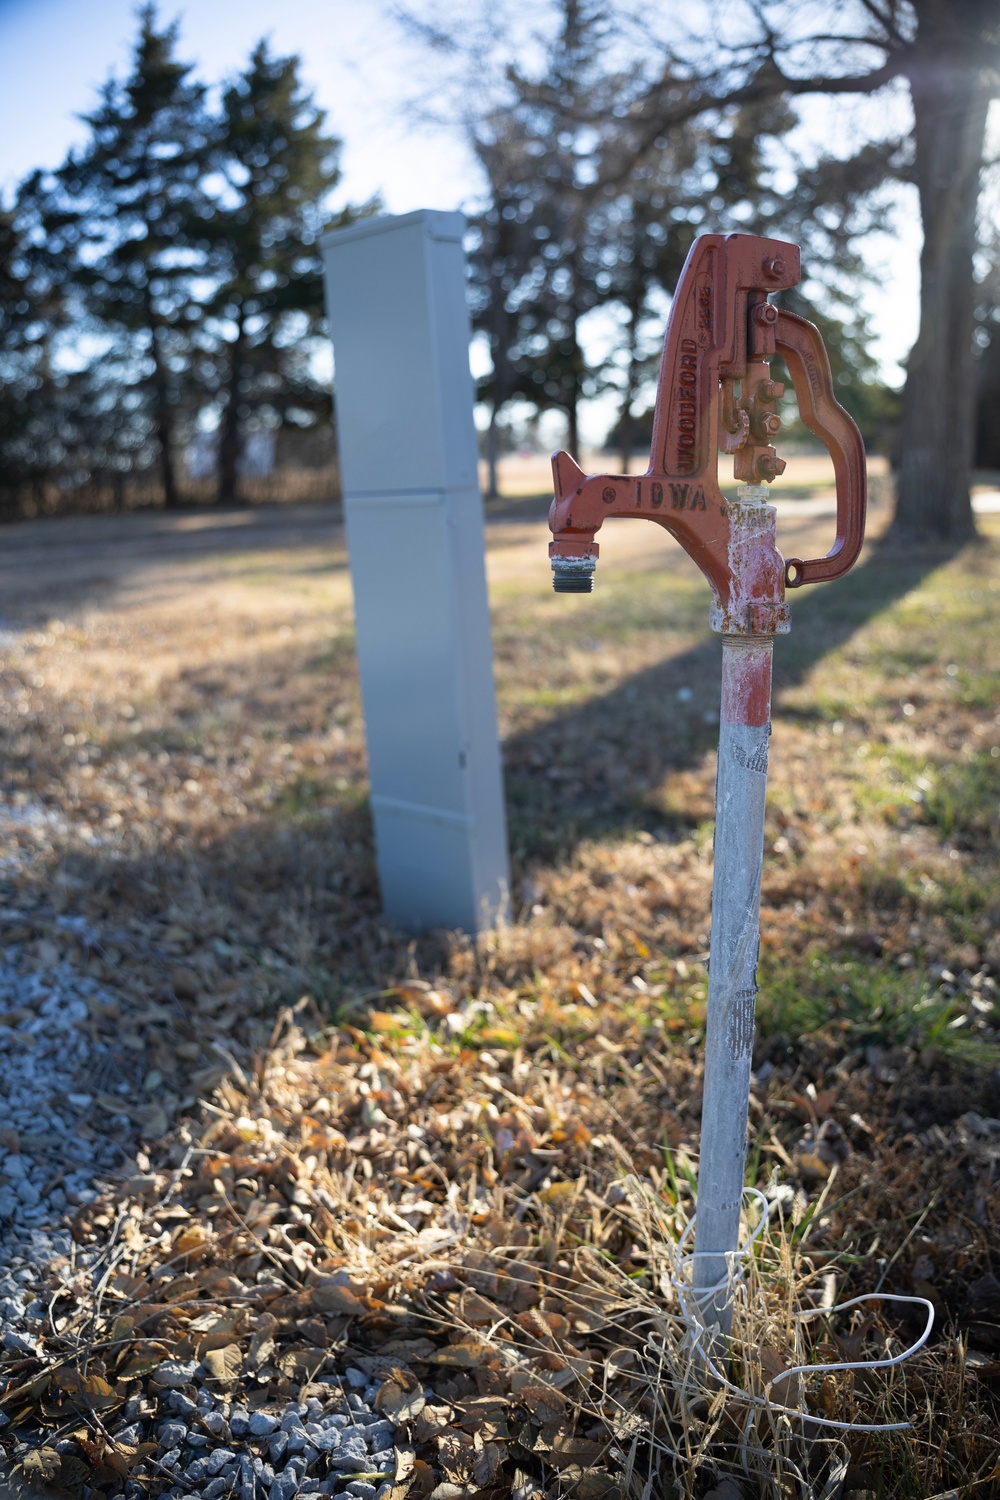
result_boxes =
[0,506,998,1499]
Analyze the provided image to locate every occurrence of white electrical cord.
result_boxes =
[667,1189,935,1435]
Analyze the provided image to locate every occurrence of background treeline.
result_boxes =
[459,14,905,498]
[1,2,998,528]
[410,0,1000,542]
[0,8,375,519]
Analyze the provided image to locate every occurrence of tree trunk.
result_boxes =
[147,311,179,510]
[619,296,641,474]
[486,310,514,500]
[218,314,245,506]
[564,272,583,459]
[154,374,179,509]
[618,409,633,476]
[485,400,500,499]
[567,394,580,460]
[894,47,990,541]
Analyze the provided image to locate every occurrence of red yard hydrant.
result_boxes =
[548,233,867,1335]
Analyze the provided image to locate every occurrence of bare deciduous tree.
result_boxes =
[629,0,1000,540]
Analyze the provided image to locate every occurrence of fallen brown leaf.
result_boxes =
[375,1368,426,1424]
[202,1343,242,1382]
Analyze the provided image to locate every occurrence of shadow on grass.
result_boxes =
[3,524,997,1145]
[0,524,981,1004]
[503,534,966,863]
[4,533,969,996]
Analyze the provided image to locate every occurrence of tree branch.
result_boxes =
[595,50,909,197]
[856,0,906,46]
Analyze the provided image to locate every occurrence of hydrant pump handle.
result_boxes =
[775,309,867,588]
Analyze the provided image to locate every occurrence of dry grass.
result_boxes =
[0,485,998,1498]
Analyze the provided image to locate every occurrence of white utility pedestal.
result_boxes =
[321,209,509,933]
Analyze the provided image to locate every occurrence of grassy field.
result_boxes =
[0,471,998,1499]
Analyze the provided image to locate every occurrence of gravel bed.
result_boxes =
[106,1374,397,1500]
[2,1361,401,1499]
[0,933,135,1432]
[0,943,402,1497]
[0,938,129,1274]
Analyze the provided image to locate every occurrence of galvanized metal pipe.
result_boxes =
[692,632,774,1334]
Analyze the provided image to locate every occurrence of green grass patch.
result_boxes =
[923,748,1000,847]
[757,952,1000,1066]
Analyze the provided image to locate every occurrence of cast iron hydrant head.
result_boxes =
[547,233,867,633]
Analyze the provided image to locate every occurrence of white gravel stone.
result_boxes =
[0,942,139,1361]
[158,1421,189,1448]
[229,1405,251,1436]
[366,1421,394,1450]
[270,1471,298,1500]
[312,1428,343,1452]
[248,1410,279,1437]
[203,1447,236,1476]
[328,1446,370,1474]
[154,1359,200,1389]
[3,1330,37,1354]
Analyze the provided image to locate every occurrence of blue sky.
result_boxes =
[0,0,474,212]
[0,0,925,431]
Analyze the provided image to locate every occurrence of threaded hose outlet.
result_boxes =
[551,555,596,593]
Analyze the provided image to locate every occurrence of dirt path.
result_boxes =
[0,503,346,621]
[0,485,900,625]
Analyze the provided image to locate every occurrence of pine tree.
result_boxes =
[467,116,540,498]
[501,0,618,459]
[0,193,45,511]
[464,2,625,467]
[57,5,214,508]
[206,42,374,505]
[0,173,77,514]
